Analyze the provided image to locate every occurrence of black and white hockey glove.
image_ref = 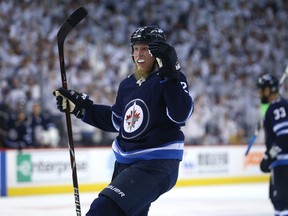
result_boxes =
[53,87,93,119]
[260,153,273,173]
[260,145,282,173]
[148,40,180,79]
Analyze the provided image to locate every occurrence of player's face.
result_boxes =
[258,89,263,98]
[133,44,155,72]
[258,87,270,103]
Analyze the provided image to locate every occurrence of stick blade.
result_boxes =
[66,7,88,27]
[57,7,88,43]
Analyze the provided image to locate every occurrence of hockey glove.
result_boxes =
[260,146,282,173]
[260,153,273,173]
[148,40,180,79]
[53,87,93,119]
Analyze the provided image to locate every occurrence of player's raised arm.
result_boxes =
[163,75,194,124]
[148,39,194,123]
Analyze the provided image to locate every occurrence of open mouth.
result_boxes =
[137,59,145,63]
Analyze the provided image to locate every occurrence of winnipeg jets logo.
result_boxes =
[122,99,150,139]
[125,103,141,131]
[124,102,143,133]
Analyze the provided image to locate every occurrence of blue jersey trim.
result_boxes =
[270,159,288,169]
[112,140,184,164]
[160,78,171,84]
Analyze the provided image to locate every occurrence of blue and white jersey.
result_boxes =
[263,97,288,168]
[82,70,193,164]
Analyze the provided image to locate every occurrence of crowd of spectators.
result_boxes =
[1,0,288,148]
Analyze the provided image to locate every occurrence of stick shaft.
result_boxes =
[279,65,288,85]
[58,40,81,216]
[56,7,88,215]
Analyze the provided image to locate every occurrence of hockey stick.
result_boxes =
[57,7,88,216]
[244,121,262,156]
[245,65,288,156]
[279,65,288,86]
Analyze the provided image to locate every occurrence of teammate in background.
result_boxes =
[53,26,193,216]
[256,74,288,216]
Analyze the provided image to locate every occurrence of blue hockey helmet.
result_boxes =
[256,73,279,93]
[130,25,166,45]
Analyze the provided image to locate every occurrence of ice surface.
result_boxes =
[0,183,273,216]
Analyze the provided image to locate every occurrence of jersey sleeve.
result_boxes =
[82,104,118,132]
[161,73,194,124]
[263,110,275,150]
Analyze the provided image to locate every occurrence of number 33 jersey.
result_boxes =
[263,97,288,156]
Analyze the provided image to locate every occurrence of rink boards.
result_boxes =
[0,145,269,197]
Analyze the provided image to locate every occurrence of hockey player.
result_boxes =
[257,73,288,216]
[53,26,193,216]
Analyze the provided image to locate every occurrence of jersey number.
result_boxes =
[180,82,189,93]
[273,107,286,120]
